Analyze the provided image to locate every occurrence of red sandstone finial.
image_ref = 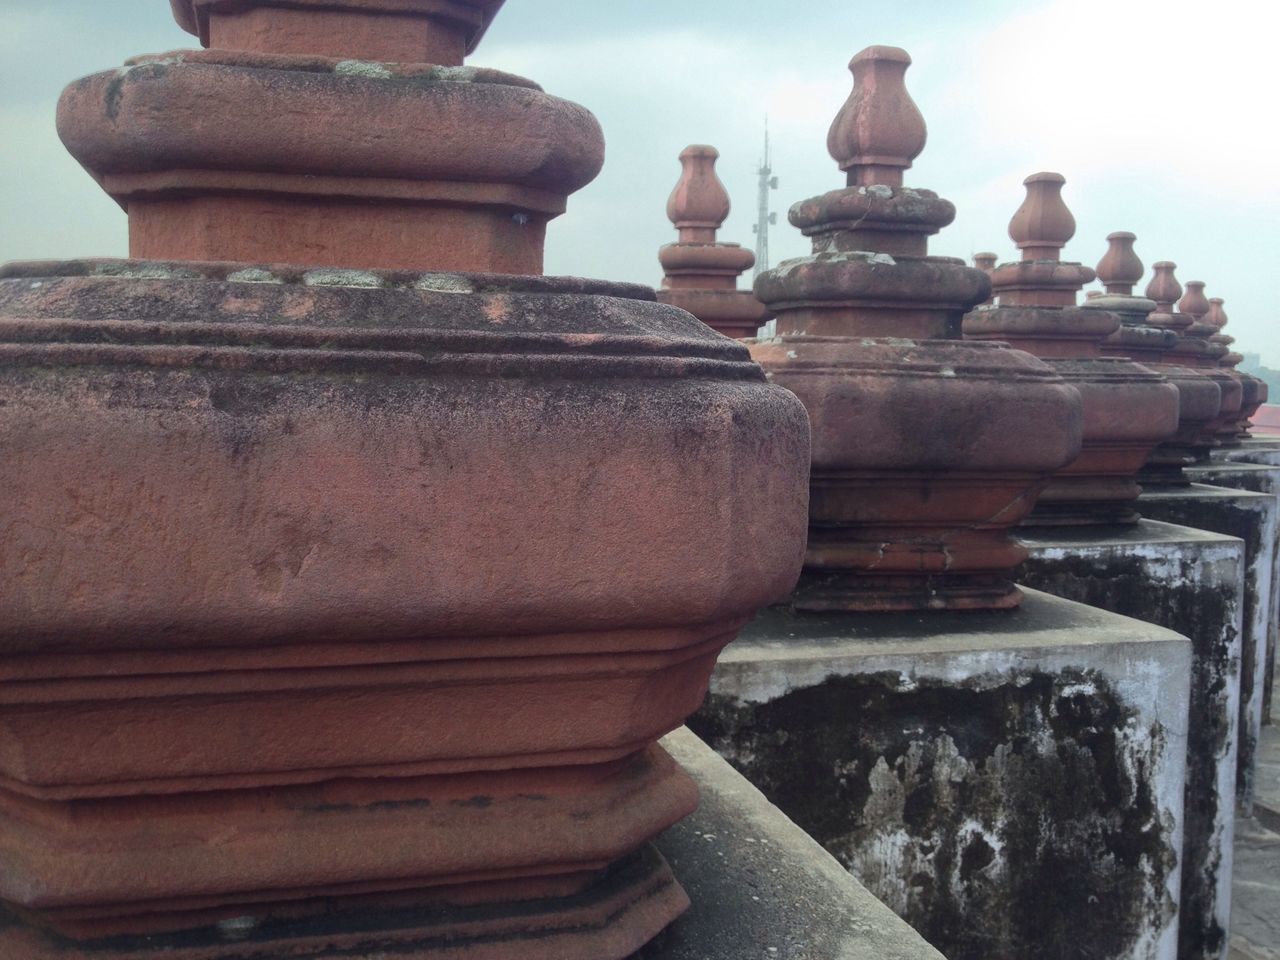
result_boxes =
[1146,262,1182,312]
[170,0,504,63]
[667,145,732,244]
[1178,281,1211,320]
[1206,297,1228,330]
[61,0,599,274]
[1009,173,1075,262]
[973,252,997,275]
[1096,232,1143,295]
[827,46,927,188]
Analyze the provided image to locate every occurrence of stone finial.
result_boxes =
[667,145,732,244]
[827,46,927,188]
[170,0,505,64]
[1009,173,1075,261]
[61,0,600,274]
[1178,281,1211,321]
[1146,262,1183,313]
[751,43,1080,609]
[1096,232,1144,295]
[1206,297,1228,330]
[973,253,997,305]
[658,146,765,339]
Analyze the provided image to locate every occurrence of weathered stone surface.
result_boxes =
[1017,520,1246,960]
[690,590,1190,960]
[964,182,1179,526]
[749,46,1082,612]
[642,729,945,960]
[1229,814,1280,960]
[656,145,767,339]
[58,2,600,274]
[1140,484,1278,808]
[1183,462,1280,734]
[1253,725,1280,834]
[0,2,814,955]
[1215,440,1280,468]
[170,0,506,62]
[1134,263,1232,481]
[0,257,811,956]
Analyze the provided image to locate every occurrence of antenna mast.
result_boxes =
[752,121,778,278]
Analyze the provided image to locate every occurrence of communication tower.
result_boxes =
[752,124,778,278]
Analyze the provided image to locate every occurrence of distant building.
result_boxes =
[1240,352,1280,394]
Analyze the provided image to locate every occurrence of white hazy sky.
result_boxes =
[2,0,1277,363]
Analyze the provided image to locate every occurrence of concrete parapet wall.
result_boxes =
[690,590,1190,960]
[1140,483,1278,805]
[1018,519,1245,960]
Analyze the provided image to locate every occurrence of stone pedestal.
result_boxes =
[0,3,812,956]
[1139,485,1279,808]
[690,590,1191,960]
[1016,520,1245,960]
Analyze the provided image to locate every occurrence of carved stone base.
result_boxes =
[0,846,687,960]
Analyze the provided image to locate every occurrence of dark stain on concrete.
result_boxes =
[1018,547,1238,960]
[1139,494,1264,801]
[690,667,1176,960]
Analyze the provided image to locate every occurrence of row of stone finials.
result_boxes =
[658,145,1246,361]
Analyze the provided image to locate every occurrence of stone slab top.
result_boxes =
[1140,482,1275,504]
[723,588,1187,665]
[649,728,944,960]
[1017,517,1244,550]
[1186,462,1280,478]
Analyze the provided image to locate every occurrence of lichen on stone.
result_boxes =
[302,269,385,289]
[226,268,283,285]
[414,275,475,295]
[334,60,393,80]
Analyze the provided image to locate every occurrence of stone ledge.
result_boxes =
[649,728,944,960]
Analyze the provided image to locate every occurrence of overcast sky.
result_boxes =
[2,0,1276,363]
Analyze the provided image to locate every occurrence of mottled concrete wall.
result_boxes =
[1018,522,1244,960]
[691,592,1190,960]
[1184,463,1280,727]
[1215,441,1280,468]
[1140,483,1277,808]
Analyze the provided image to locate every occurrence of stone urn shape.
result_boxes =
[750,45,1083,612]
[1204,296,1268,440]
[1156,274,1244,455]
[964,176,1179,525]
[1084,239,1223,487]
[656,145,769,339]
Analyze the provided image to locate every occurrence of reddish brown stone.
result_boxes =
[170,0,505,64]
[1204,296,1269,439]
[656,146,768,339]
[973,252,997,305]
[1152,271,1244,456]
[1087,242,1222,487]
[0,3,812,957]
[964,179,1179,525]
[58,2,598,274]
[749,46,1082,611]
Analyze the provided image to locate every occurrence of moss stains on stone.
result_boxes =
[1018,549,1237,960]
[690,667,1175,960]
